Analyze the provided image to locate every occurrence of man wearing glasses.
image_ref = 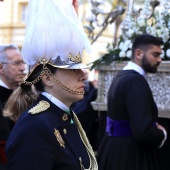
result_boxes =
[0,44,26,169]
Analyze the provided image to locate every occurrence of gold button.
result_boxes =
[62,114,68,121]
[63,129,67,134]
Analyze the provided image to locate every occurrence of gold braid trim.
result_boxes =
[68,52,82,63]
[23,60,85,95]
[28,100,50,114]
[53,77,84,95]
[23,59,52,85]
[23,67,52,85]
[73,112,98,170]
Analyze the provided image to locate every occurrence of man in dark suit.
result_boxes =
[98,34,167,170]
[0,44,26,169]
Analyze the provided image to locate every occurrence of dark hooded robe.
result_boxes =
[98,70,165,170]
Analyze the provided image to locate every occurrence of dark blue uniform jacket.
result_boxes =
[5,95,90,170]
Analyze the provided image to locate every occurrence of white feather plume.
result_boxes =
[22,0,91,66]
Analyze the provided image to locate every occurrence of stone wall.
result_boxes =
[91,61,170,118]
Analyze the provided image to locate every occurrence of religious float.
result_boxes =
[90,0,170,118]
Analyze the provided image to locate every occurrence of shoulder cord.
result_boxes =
[73,112,98,170]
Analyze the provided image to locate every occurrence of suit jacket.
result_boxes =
[6,95,91,170]
[0,86,14,141]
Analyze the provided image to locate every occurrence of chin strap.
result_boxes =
[53,76,84,95]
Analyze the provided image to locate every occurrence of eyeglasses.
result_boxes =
[1,61,26,66]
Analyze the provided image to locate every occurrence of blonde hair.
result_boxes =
[3,85,38,122]
[3,64,58,122]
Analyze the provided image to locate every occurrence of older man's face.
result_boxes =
[0,48,26,89]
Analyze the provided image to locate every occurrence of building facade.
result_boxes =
[0,0,28,48]
[0,0,116,78]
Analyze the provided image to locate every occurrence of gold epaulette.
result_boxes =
[28,100,50,114]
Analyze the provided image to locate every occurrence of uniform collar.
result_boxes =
[41,92,69,112]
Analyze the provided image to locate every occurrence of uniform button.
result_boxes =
[63,128,67,134]
[62,114,68,121]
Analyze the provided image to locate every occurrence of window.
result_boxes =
[19,3,28,23]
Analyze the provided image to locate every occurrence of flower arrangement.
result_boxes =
[91,0,170,69]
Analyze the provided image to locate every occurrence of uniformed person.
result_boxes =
[3,0,98,169]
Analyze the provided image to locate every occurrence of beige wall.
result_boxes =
[0,0,27,47]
